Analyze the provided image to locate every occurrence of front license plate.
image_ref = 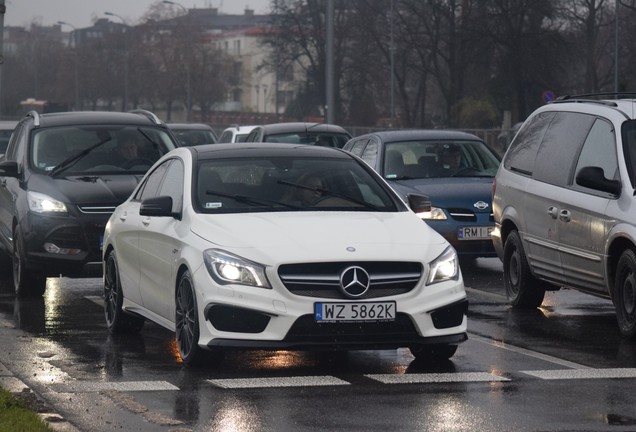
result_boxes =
[315,301,396,322]
[458,226,494,240]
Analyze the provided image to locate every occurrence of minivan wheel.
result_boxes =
[13,228,46,297]
[175,270,208,367]
[614,249,636,338]
[503,230,546,309]
[104,250,145,334]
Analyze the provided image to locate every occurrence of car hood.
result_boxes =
[28,173,143,205]
[389,177,493,209]
[190,211,449,263]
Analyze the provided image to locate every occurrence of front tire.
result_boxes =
[13,228,46,297]
[175,270,207,367]
[614,249,636,338]
[104,250,145,334]
[503,230,546,309]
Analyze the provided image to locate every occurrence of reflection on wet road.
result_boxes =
[1,259,636,431]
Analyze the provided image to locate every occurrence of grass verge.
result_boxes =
[0,386,53,432]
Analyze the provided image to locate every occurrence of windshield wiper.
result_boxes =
[277,180,380,210]
[50,137,112,178]
[205,190,300,209]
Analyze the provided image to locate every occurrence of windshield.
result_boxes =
[173,129,217,146]
[196,156,401,214]
[383,139,501,180]
[31,126,177,175]
[263,132,350,148]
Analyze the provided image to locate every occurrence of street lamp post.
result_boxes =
[104,12,129,111]
[57,21,80,110]
[162,0,192,121]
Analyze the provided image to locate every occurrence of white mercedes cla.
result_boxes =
[102,143,468,366]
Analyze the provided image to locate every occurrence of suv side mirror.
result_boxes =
[0,160,18,178]
[140,195,179,218]
[575,166,621,195]
[407,193,432,213]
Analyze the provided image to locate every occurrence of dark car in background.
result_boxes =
[0,120,18,155]
[343,130,501,259]
[244,122,352,148]
[0,110,179,297]
[166,122,218,146]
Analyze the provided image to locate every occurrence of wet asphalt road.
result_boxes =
[1,258,636,431]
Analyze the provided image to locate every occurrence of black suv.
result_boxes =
[0,110,179,297]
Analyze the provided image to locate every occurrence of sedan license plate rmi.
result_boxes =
[315,301,396,322]
[458,226,493,240]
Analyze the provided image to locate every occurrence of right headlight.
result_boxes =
[203,249,271,289]
[426,246,459,285]
[418,206,447,220]
[27,191,67,214]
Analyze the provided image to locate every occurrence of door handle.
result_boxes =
[559,209,571,223]
[547,206,558,219]
[142,217,151,226]
[119,211,127,222]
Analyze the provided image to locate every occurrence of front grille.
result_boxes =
[278,261,422,300]
[448,209,495,222]
[78,205,116,214]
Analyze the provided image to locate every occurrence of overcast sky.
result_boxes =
[5,0,271,28]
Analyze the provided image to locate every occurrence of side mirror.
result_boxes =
[140,195,178,218]
[407,193,431,213]
[0,160,18,178]
[575,166,621,195]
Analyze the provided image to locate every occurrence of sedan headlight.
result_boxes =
[418,206,447,220]
[203,249,271,288]
[27,191,67,214]
[427,246,459,285]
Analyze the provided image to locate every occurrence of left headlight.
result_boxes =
[203,249,271,289]
[27,191,67,214]
[427,246,459,285]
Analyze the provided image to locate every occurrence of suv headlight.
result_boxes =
[427,246,459,285]
[27,191,67,214]
[203,249,271,288]
[418,206,447,220]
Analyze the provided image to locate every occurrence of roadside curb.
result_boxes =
[0,362,81,432]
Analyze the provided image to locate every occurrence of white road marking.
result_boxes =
[208,376,350,389]
[522,368,636,380]
[365,372,509,384]
[50,381,179,393]
[469,333,592,369]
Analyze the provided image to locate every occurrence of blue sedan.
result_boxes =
[343,130,501,259]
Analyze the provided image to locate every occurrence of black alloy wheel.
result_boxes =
[12,227,46,297]
[104,250,144,334]
[503,230,546,309]
[176,270,207,367]
[614,249,636,338]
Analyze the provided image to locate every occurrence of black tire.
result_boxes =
[103,250,145,334]
[175,270,207,367]
[614,249,636,338]
[13,228,46,297]
[409,344,458,362]
[503,230,546,309]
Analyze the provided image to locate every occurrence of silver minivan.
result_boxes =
[492,94,636,338]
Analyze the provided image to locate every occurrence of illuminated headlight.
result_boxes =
[418,206,447,220]
[427,246,459,285]
[203,249,271,288]
[27,191,67,214]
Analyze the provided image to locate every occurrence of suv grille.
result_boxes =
[448,208,494,222]
[278,262,422,300]
[78,205,117,214]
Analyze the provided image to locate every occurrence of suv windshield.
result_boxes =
[31,126,176,175]
[196,156,400,213]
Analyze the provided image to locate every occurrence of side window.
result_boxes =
[157,159,184,212]
[360,139,378,167]
[349,138,368,156]
[134,160,171,201]
[219,131,232,143]
[574,119,617,188]
[245,130,259,142]
[533,112,595,187]
[503,111,555,175]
